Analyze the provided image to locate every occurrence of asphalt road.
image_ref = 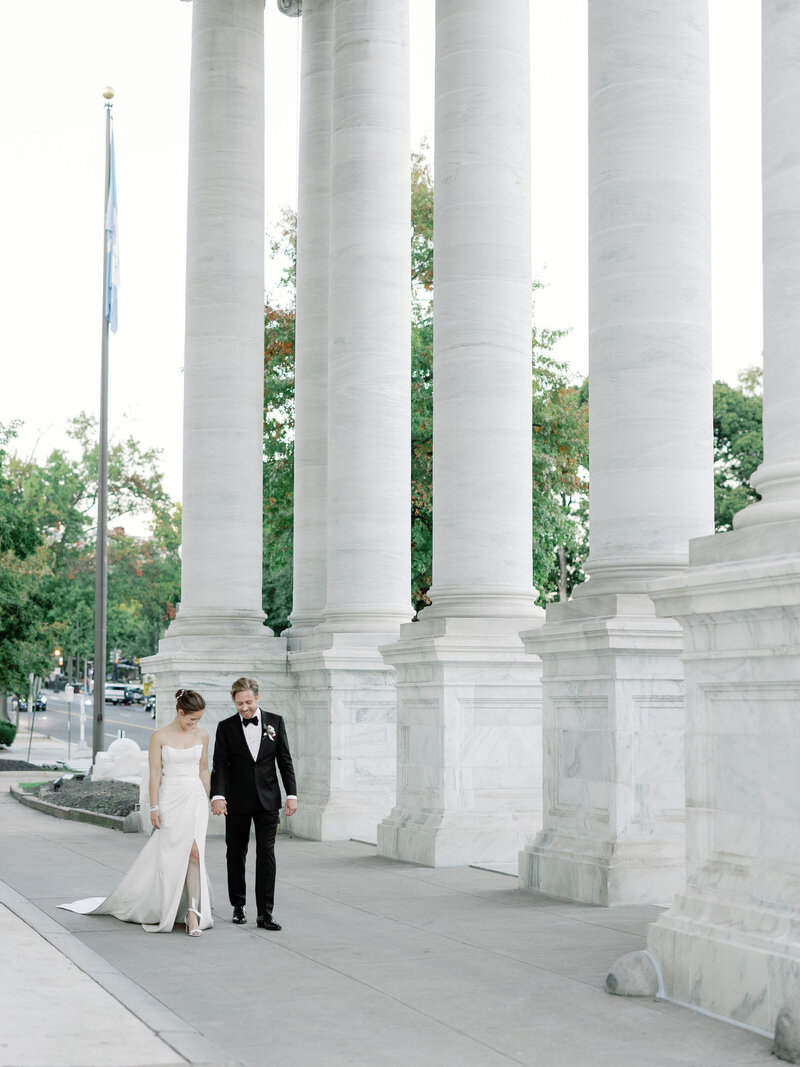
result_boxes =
[14,690,156,753]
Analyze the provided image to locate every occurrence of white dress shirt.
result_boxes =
[241,712,262,760]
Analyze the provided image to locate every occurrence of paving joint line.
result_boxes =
[274,877,646,992]
[231,923,525,1066]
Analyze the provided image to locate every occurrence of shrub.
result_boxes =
[0,719,18,747]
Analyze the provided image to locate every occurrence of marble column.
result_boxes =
[287,0,411,843]
[321,0,412,635]
[289,0,332,636]
[519,0,712,904]
[639,1,800,1040]
[733,1,800,532]
[377,0,545,868]
[143,0,289,755]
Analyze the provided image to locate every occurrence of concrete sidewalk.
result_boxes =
[0,758,776,1066]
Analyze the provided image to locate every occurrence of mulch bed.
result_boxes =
[31,778,139,817]
[0,759,40,771]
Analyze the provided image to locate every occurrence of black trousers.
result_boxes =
[225,803,280,916]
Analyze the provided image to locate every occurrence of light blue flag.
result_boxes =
[105,128,119,333]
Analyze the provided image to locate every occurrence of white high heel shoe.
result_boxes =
[186,899,203,937]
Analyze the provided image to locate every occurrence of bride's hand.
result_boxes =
[150,807,162,830]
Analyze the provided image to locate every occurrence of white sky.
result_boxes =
[0,1,762,508]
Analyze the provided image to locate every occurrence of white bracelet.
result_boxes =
[150,805,160,811]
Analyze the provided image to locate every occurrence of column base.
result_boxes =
[142,614,290,837]
[376,614,544,868]
[646,519,800,1035]
[287,630,400,843]
[648,890,800,1036]
[518,591,686,906]
[378,808,540,868]
[519,828,684,907]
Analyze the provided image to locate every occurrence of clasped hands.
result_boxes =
[210,798,297,817]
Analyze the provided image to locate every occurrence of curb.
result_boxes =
[0,878,241,1067]
[10,782,135,832]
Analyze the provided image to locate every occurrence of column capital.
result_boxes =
[277,0,302,14]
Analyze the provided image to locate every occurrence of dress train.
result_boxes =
[60,745,213,932]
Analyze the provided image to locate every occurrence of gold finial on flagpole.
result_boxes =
[102,86,115,101]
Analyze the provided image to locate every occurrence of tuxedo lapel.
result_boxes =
[254,710,273,763]
[229,714,252,758]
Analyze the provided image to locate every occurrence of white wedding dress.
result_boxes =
[60,745,213,932]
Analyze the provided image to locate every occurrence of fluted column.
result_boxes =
[639,1,800,1040]
[519,0,712,905]
[377,0,544,868]
[289,0,333,634]
[321,0,412,632]
[143,0,291,764]
[734,0,800,529]
[286,0,410,843]
[178,0,266,632]
[424,0,539,621]
[581,0,713,592]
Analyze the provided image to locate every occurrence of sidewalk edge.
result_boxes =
[0,878,240,1067]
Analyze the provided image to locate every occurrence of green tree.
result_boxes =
[409,148,434,610]
[263,211,298,634]
[2,417,181,680]
[0,422,51,696]
[531,352,589,602]
[713,366,763,531]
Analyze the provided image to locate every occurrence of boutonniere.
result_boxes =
[265,723,276,742]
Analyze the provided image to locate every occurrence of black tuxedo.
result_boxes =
[211,709,297,917]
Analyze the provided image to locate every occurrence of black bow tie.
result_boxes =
[242,717,259,728]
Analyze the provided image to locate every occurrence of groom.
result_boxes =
[210,676,297,930]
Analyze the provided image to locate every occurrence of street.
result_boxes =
[15,690,156,754]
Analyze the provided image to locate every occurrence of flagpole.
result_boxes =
[93,86,114,763]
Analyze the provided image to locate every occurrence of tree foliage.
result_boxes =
[0,422,50,693]
[531,353,589,602]
[0,417,181,689]
[713,366,763,531]
[262,146,589,628]
[263,212,298,634]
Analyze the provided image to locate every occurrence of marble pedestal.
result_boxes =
[142,616,291,836]
[376,616,543,868]
[645,521,800,1035]
[287,632,399,843]
[518,593,686,906]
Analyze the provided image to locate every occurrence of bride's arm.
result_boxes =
[199,732,211,797]
[148,732,163,829]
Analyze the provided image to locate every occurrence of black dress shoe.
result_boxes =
[256,914,282,931]
[232,905,247,924]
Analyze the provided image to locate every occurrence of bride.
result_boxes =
[60,688,213,935]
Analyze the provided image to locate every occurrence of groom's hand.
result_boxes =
[211,799,227,816]
[284,797,297,816]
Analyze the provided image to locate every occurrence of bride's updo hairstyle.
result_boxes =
[175,689,206,714]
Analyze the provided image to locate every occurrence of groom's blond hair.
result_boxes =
[231,676,259,700]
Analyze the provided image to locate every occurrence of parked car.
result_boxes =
[15,692,47,713]
[104,683,132,706]
[126,684,145,704]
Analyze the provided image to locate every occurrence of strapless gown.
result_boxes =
[59,745,213,932]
